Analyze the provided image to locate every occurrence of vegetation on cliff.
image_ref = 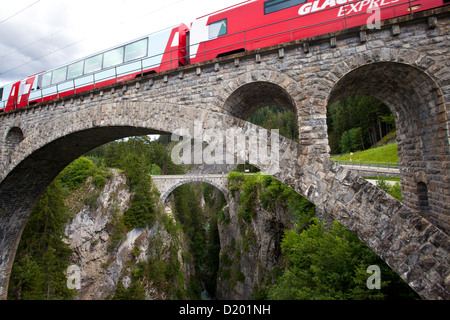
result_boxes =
[227,171,419,300]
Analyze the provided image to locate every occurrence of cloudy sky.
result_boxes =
[0,0,245,86]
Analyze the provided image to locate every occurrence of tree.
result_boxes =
[124,178,158,229]
[327,96,394,154]
[268,219,419,300]
[340,127,364,153]
[8,181,74,300]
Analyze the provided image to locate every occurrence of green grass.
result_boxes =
[364,177,400,182]
[331,143,398,164]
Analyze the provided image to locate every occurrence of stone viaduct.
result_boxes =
[152,174,229,204]
[0,7,449,299]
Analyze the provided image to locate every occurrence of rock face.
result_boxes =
[64,170,190,300]
[64,169,131,299]
[215,188,293,300]
[64,168,295,300]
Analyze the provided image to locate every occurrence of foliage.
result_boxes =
[8,181,74,300]
[376,179,402,202]
[58,157,95,189]
[268,219,419,300]
[248,105,299,141]
[238,174,260,223]
[113,279,146,300]
[92,173,106,188]
[171,181,226,298]
[99,137,184,175]
[149,164,162,175]
[228,172,415,300]
[327,95,394,154]
[123,177,158,229]
[260,175,315,230]
[228,172,263,223]
[339,127,364,153]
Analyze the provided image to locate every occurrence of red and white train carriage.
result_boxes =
[1,0,448,112]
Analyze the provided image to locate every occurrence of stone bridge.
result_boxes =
[0,8,449,299]
[152,170,399,205]
[152,174,229,204]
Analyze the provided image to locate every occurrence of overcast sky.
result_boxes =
[0,0,245,86]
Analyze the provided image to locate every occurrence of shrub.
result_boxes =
[58,157,95,189]
[92,174,106,188]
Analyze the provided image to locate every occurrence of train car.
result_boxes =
[188,0,449,64]
[0,24,188,112]
[1,0,449,112]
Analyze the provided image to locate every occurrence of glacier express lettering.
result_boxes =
[298,0,400,16]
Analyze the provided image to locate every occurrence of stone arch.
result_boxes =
[218,70,302,118]
[0,99,448,299]
[222,81,298,121]
[218,70,303,141]
[326,51,449,233]
[160,178,228,204]
[2,127,24,165]
[0,102,249,299]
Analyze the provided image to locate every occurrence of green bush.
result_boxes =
[92,174,106,188]
[58,157,95,189]
[377,179,402,202]
[268,219,418,300]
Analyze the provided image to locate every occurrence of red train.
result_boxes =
[1,0,448,112]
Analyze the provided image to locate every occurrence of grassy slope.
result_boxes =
[331,143,398,164]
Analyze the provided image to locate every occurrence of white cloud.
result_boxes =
[0,0,245,86]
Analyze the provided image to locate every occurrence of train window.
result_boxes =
[209,19,227,40]
[84,54,103,74]
[41,72,52,88]
[264,0,306,14]
[68,61,84,79]
[52,67,67,84]
[0,87,3,100]
[104,47,124,68]
[124,39,148,63]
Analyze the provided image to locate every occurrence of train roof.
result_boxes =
[195,0,258,20]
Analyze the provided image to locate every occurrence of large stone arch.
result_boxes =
[0,99,449,299]
[218,70,306,137]
[217,69,330,156]
[222,81,298,120]
[324,49,449,234]
[0,101,282,299]
[217,70,303,118]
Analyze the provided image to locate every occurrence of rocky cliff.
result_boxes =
[63,168,298,300]
[64,169,192,300]
[215,183,294,300]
